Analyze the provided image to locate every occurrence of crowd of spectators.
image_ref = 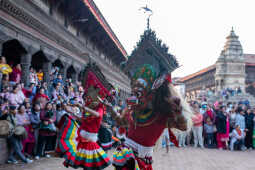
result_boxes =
[0,56,123,164]
[174,99,255,151]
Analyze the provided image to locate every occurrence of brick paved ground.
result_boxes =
[0,147,254,170]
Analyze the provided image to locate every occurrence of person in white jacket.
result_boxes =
[230,125,245,151]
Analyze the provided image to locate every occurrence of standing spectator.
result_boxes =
[35,102,56,159]
[229,108,237,132]
[36,69,43,83]
[204,117,215,148]
[29,67,38,86]
[42,82,49,97]
[245,108,254,149]
[16,105,35,156]
[237,87,242,95]
[192,103,204,148]
[230,125,245,151]
[9,64,22,85]
[235,107,246,131]
[253,114,255,148]
[29,103,41,155]
[216,105,230,150]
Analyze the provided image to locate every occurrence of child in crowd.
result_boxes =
[204,117,215,148]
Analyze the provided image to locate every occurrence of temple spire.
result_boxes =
[222,27,243,56]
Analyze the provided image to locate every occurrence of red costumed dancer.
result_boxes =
[57,64,112,170]
[101,29,192,170]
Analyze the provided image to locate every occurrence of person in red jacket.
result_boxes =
[9,64,22,85]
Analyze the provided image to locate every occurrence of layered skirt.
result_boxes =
[98,126,113,151]
[112,145,153,170]
[56,115,111,169]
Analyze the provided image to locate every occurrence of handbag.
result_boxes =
[0,120,14,138]
[14,126,28,140]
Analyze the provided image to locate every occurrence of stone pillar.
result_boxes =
[59,64,69,81]
[43,61,52,83]
[0,43,2,55]
[20,52,32,87]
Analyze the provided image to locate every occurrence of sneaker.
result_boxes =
[13,160,18,164]
[45,154,51,158]
[26,159,33,164]
[35,156,40,160]
[7,160,14,164]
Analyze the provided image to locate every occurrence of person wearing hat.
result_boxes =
[4,106,33,164]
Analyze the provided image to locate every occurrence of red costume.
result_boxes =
[112,28,186,170]
[57,64,112,170]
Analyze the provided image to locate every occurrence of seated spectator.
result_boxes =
[230,125,245,151]
[42,82,49,97]
[24,101,32,114]
[51,83,61,101]
[16,105,35,156]
[33,87,49,109]
[0,56,12,75]
[0,99,8,117]
[8,84,25,107]
[1,74,9,88]
[9,64,22,85]
[0,85,10,99]
[3,106,33,164]
[53,74,63,86]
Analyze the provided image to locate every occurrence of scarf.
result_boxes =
[236,129,242,136]
[206,109,213,120]
[33,93,49,102]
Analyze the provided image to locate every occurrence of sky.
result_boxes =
[94,0,255,78]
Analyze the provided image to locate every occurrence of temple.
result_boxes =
[0,0,131,163]
[0,0,131,99]
[178,28,255,100]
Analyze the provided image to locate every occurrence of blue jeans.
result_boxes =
[7,135,27,162]
[206,133,214,148]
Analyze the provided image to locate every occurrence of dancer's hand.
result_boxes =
[98,96,112,108]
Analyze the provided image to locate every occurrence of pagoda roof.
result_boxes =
[125,29,179,78]
[83,0,127,58]
[178,65,216,82]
